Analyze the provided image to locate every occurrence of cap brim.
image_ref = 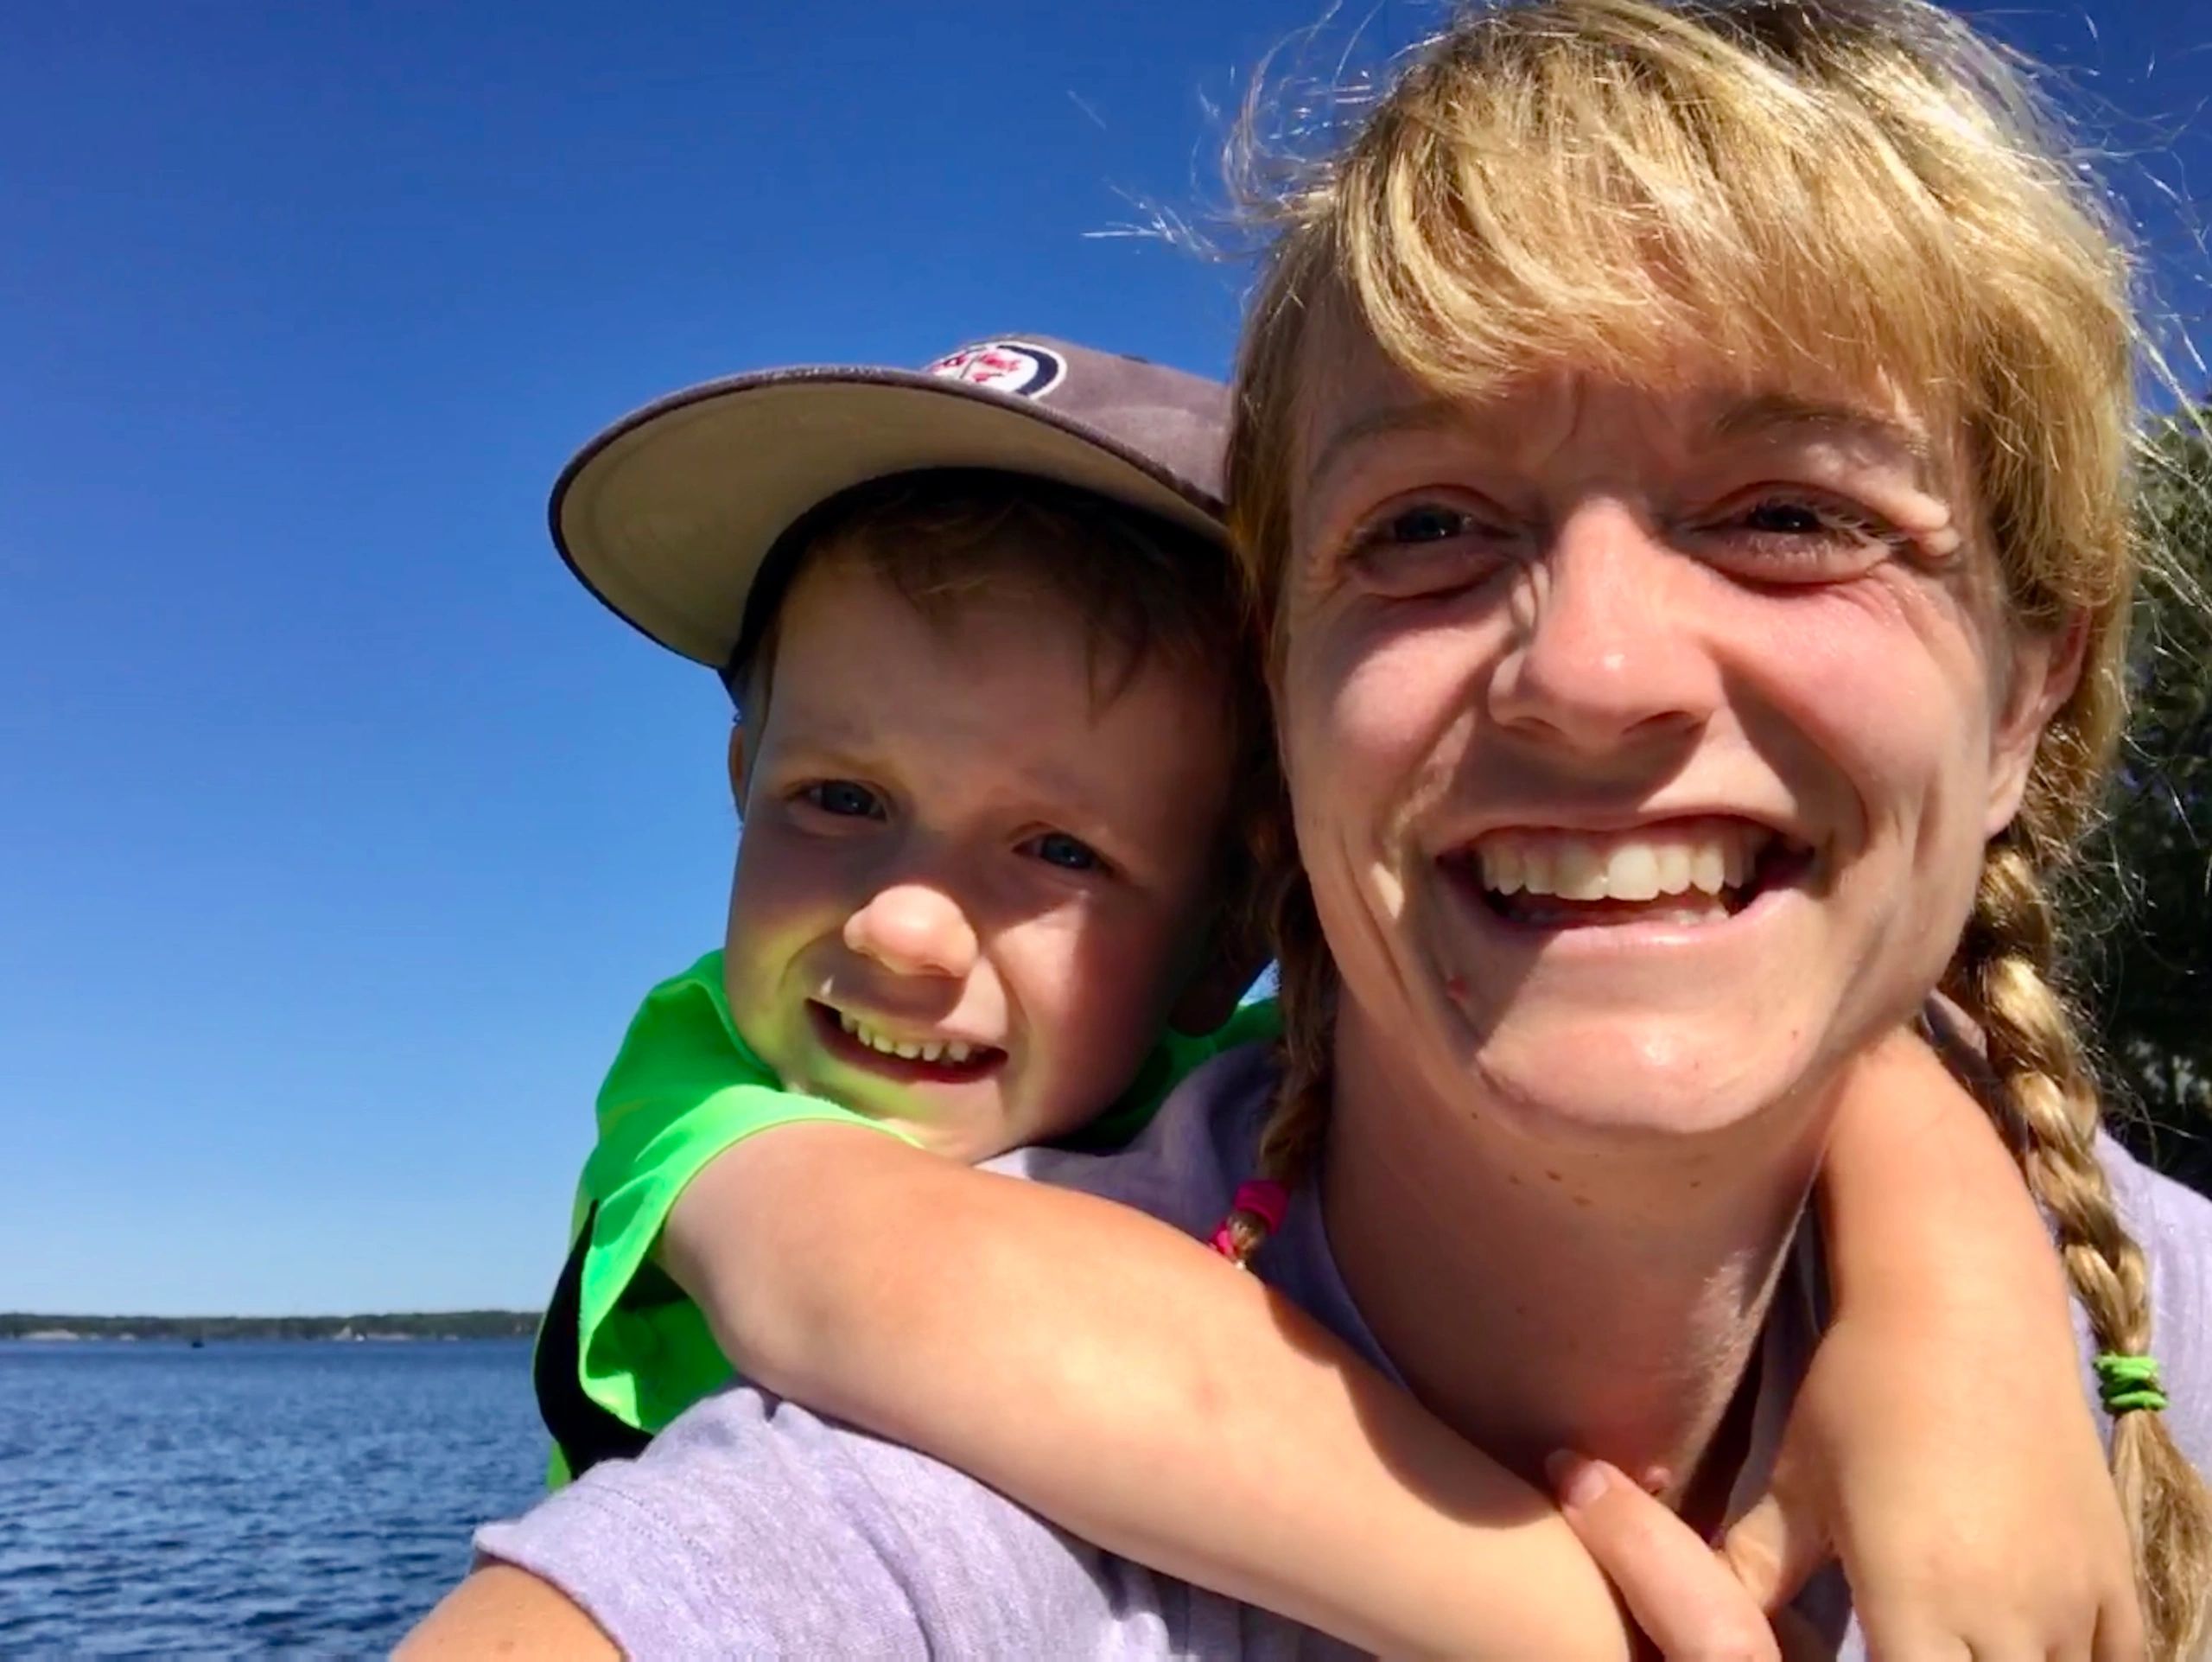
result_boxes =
[551,366,1229,668]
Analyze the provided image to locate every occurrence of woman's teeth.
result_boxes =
[836,1010,973,1065]
[1474,827,1770,902]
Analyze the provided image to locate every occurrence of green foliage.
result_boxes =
[2075,411,2212,1191]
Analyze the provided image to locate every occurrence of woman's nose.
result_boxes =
[842,882,981,980]
[1487,501,1719,755]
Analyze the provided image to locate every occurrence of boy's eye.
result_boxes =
[1024,831,1104,873]
[800,780,886,819]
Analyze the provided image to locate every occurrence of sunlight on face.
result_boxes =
[1279,324,2065,1149]
[720,555,1236,1162]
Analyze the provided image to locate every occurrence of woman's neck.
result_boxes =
[1322,999,1830,1503]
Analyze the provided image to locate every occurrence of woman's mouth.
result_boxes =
[807,1001,1006,1080]
[1447,820,1814,930]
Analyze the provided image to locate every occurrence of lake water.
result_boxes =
[0,1339,545,1654]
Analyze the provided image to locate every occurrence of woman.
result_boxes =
[1217,0,2212,1650]
[414,0,2212,1653]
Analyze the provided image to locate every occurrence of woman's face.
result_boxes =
[1279,323,2080,1144]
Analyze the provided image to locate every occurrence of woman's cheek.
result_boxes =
[1736,579,1994,813]
[1287,610,1483,797]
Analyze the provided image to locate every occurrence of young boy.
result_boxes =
[534,338,1278,1474]
[526,337,2131,1655]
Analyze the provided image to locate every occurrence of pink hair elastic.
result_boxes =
[1209,1179,1291,1259]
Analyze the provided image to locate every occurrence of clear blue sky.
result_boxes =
[7,3,2207,1316]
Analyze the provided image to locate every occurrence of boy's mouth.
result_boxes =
[808,1001,1006,1081]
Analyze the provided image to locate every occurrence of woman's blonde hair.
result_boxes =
[1215,2,2212,1650]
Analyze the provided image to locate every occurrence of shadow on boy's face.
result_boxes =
[711,555,1244,1163]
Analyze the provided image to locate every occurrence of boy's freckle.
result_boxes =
[1571,1194,1591,1209]
[1544,1169,1563,1183]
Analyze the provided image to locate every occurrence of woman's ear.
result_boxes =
[1984,609,2089,837]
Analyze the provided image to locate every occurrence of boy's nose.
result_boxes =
[842,882,980,980]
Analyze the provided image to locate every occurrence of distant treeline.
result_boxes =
[0,1310,539,1341]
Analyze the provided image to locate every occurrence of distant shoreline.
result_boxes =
[0,1311,539,1342]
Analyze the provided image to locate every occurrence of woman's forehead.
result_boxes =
[1292,314,1949,491]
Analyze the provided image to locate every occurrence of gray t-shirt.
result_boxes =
[478,1044,2212,1658]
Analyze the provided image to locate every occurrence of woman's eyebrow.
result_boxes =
[1304,398,1467,504]
[1709,391,1934,471]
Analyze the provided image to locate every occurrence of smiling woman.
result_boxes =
[1268,360,2050,1143]
[1224,0,2212,1647]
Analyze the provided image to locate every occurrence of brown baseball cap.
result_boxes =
[550,336,1231,669]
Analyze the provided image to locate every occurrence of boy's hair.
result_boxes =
[729,468,1280,963]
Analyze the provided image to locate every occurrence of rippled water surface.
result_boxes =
[0,1339,543,1654]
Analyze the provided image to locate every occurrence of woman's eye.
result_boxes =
[1343,497,1518,597]
[799,780,885,819]
[1739,501,1827,535]
[1385,504,1479,544]
[1024,831,1104,873]
[1700,491,1906,579]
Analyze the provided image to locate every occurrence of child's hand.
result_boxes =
[1550,1453,1826,1661]
[1719,1029,2141,1660]
[1720,1306,2139,1659]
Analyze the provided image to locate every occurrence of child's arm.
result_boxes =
[1721,1028,2141,1655]
[664,1123,1651,1659]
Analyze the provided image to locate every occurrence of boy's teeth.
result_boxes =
[836,1011,972,1067]
[1474,828,1771,901]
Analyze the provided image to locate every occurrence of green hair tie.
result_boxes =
[2094,1353,2168,1416]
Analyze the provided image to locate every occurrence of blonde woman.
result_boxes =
[1218,0,2212,1650]
[413,2,2210,1655]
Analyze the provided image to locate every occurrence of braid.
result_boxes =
[1218,866,1338,1267]
[1946,836,2212,1659]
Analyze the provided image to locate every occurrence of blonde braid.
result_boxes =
[1217,863,1338,1267]
[1948,836,2212,1660]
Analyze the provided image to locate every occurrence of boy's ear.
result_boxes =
[727,723,749,809]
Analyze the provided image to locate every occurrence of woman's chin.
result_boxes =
[1452,1014,1817,1149]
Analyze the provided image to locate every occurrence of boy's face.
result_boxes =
[721,553,1239,1162]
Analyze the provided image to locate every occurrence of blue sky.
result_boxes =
[7,3,2208,1316]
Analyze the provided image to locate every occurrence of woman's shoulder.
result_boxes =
[1001,1039,1282,1242]
[2094,1136,2212,1473]
[474,1386,1161,1656]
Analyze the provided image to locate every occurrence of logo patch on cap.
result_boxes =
[925,340,1067,400]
